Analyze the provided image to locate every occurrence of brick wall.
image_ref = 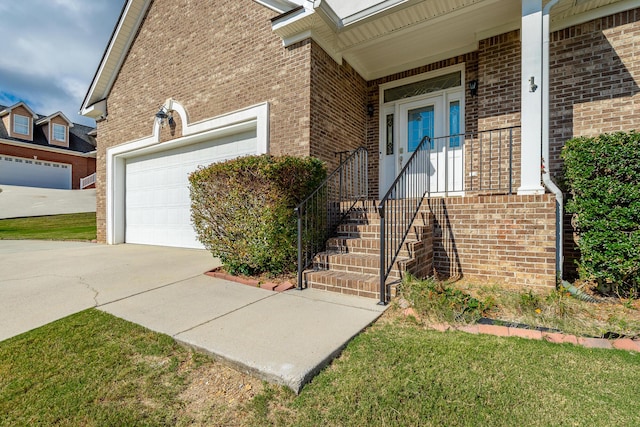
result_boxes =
[426,194,557,288]
[548,8,640,177]
[0,144,94,189]
[95,0,314,242]
[309,43,368,172]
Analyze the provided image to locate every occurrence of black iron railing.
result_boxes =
[295,147,368,289]
[377,126,519,304]
[377,135,431,305]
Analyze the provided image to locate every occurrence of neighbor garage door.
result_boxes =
[0,155,72,189]
[124,130,257,248]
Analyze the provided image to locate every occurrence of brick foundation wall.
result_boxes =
[426,194,557,288]
[0,144,94,189]
[95,0,314,242]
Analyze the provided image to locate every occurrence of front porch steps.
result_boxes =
[303,201,432,300]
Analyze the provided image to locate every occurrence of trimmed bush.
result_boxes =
[562,131,640,297]
[189,155,326,276]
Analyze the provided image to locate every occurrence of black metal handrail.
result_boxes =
[295,147,368,289]
[376,126,519,304]
[377,135,431,305]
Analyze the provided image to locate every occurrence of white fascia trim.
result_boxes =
[551,0,639,32]
[35,111,74,127]
[0,102,38,119]
[339,0,410,27]
[105,102,270,245]
[475,20,521,42]
[0,139,90,158]
[253,0,301,13]
[81,0,151,116]
[82,100,107,120]
[313,0,342,28]
[272,5,315,30]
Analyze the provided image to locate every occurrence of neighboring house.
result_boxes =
[0,102,97,189]
[80,0,639,299]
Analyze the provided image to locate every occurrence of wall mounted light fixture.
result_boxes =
[155,98,175,128]
[155,106,175,127]
[367,103,374,118]
[468,80,478,97]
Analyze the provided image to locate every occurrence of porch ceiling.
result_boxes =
[273,0,637,81]
[338,0,521,80]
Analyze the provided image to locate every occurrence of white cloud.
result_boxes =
[0,0,125,126]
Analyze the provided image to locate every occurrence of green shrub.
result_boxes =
[562,131,640,297]
[189,155,326,276]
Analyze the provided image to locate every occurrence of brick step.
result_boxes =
[326,236,420,258]
[336,223,428,241]
[312,251,412,279]
[304,270,379,299]
[304,270,401,300]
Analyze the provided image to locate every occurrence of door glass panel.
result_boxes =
[384,72,461,103]
[408,106,434,152]
[386,114,394,155]
[449,100,460,148]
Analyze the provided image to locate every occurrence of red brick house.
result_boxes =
[0,102,97,189]
[81,0,639,300]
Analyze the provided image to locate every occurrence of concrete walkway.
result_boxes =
[0,185,96,219]
[0,241,385,392]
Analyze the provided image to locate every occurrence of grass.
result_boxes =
[0,212,96,241]
[0,309,263,426]
[2,308,639,426]
[248,320,640,426]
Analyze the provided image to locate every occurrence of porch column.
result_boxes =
[518,0,545,195]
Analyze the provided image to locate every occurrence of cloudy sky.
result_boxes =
[0,0,126,127]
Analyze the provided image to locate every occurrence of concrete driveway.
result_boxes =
[0,240,216,341]
[0,185,96,219]
[0,240,385,392]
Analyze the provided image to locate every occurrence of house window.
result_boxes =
[53,124,66,142]
[384,71,462,103]
[13,115,29,135]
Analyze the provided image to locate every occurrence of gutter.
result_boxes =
[541,0,563,284]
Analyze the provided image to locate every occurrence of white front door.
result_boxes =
[380,93,463,197]
[379,67,465,198]
[399,96,443,195]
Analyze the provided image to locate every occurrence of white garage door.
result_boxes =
[0,155,72,189]
[125,130,257,248]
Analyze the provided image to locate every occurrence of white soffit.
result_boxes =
[275,0,635,80]
[550,0,638,30]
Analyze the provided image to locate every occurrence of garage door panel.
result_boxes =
[0,155,71,189]
[125,130,257,248]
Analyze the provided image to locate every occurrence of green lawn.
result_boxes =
[1,310,638,426]
[0,212,96,241]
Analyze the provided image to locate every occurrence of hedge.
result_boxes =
[189,155,326,276]
[562,131,640,297]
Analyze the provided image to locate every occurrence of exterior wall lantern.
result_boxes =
[155,106,175,127]
[468,80,478,96]
[367,103,374,118]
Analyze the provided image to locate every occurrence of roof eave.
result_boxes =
[80,0,151,117]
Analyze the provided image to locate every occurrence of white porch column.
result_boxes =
[518,0,545,195]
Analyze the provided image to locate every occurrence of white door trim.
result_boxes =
[378,64,466,198]
[106,101,270,245]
